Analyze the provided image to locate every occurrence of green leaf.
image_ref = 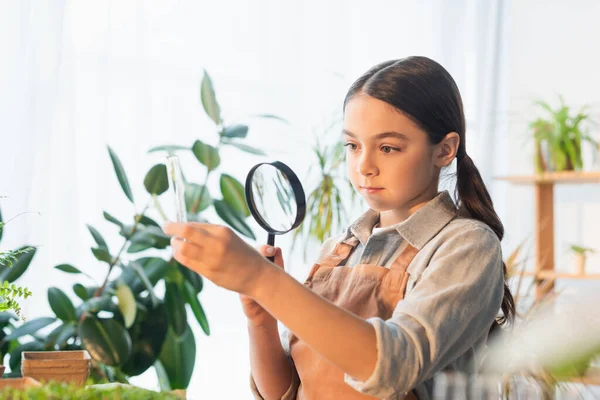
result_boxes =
[108,146,134,203]
[48,287,77,321]
[159,324,196,390]
[177,260,203,293]
[79,314,133,366]
[148,145,189,156]
[182,281,210,336]
[55,264,83,274]
[121,301,168,376]
[91,247,112,263]
[221,124,248,139]
[0,246,36,283]
[77,295,115,315]
[192,140,220,171]
[164,282,186,337]
[55,322,77,348]
[117,258,170,294]
[9,340,44,371]
[2,317,56,342]
[0,312,17,324]
[116,283,137,328]
[73,284,97,301]
[127,231,157,254]
[137,215,160,228]
[220,174,250,217]
[103,211,124,228]
[200,71,221,125]
[87,225,108,251]
[144,164,169,196]
[185,183,212,214]
[221,139,267,156]
[213,200,255,239]
[253,113,289,124]
[154,360,172,392]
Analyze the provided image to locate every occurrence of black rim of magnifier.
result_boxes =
[244,161,306,235]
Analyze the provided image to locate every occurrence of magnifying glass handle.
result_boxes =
[267,233,275,263]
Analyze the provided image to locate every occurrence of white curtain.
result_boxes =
[0,1,507,397]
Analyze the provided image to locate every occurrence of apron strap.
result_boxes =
[388,243,419,273]
[319,236,360,268]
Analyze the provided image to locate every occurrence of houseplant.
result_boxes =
[1,71,280,391]
[569,244,596,275]
[530,95,598,173]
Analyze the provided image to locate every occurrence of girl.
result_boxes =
[165,56,515,400]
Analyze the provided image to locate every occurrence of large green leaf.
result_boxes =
[79,314,132,366]
[144,164,169,196]
[182,281,210,336]
[48,287,77,321]
[9,340,45,371]
[108,146,134,203]
[121,301,168,376]
[116,283,137,328]
[103,211,124,228]
[185,183,212,214]
[220,174,250,217]
[127,231,156,254]
[115,258,170,295]
[154,360,172,392]
[87,225,108,251]
[164,282,186,337]
[137,215,160,228]
[148,145,189,155]
[0,246,36,283]
[2,317,56,342]
[91,247,112,264]
[221,124,248,139]
[76,295,115,316]
[177,261,203,293]
[200,71,221,125]
[192,140,220,171]
[213,200,255,239]
[159,324,196,390]
[221,139,267,156]
[46,322,77,349]
[73,284,98,301]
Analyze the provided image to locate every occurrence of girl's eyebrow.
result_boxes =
[342,129,408,141]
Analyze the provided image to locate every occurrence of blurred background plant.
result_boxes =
[0,71,282,390]
[531,95,598,173]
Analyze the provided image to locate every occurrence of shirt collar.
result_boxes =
[346,190,458,249]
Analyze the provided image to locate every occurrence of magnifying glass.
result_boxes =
[245,161,306,262]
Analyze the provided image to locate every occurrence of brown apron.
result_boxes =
[289,235,419,400]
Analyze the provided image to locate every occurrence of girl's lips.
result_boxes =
[361,187,383,193]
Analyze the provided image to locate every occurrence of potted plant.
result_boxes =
[0,70,285,393]
[530,95,598,173]
[569,244,596,275]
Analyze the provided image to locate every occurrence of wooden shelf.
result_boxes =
[495,171,600,184]
[518,270,600,280]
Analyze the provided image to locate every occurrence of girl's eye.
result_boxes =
[343,143,357,150]
[381,146,400,153]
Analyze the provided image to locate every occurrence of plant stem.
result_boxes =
[93,199,152,298]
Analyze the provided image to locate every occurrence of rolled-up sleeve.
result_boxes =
[344,224,505,397]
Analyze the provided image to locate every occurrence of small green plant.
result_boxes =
[569,244,596,255]
[0,204,36,321]
[530,95,598,172]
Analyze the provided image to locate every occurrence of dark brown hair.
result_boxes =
[343,56,515,330]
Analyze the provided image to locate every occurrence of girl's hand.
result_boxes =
[163,222,274,297]
[240,245,285,327]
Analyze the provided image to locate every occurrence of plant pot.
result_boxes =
[21,350,90,386]
[0,377,41,390]
[574,253,587,275]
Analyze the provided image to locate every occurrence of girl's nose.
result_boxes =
[357,153,379,176]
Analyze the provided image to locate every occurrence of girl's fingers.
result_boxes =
[164,223,210,246]
[170,237,203,269]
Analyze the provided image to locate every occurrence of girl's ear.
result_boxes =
[434,132,460,168]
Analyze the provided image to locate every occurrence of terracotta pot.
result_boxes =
[21,350,90,386]
[0,377,41,390]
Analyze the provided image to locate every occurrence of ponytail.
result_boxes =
[456,153,515,330]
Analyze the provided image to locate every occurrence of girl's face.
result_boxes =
[343,94,453,224]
